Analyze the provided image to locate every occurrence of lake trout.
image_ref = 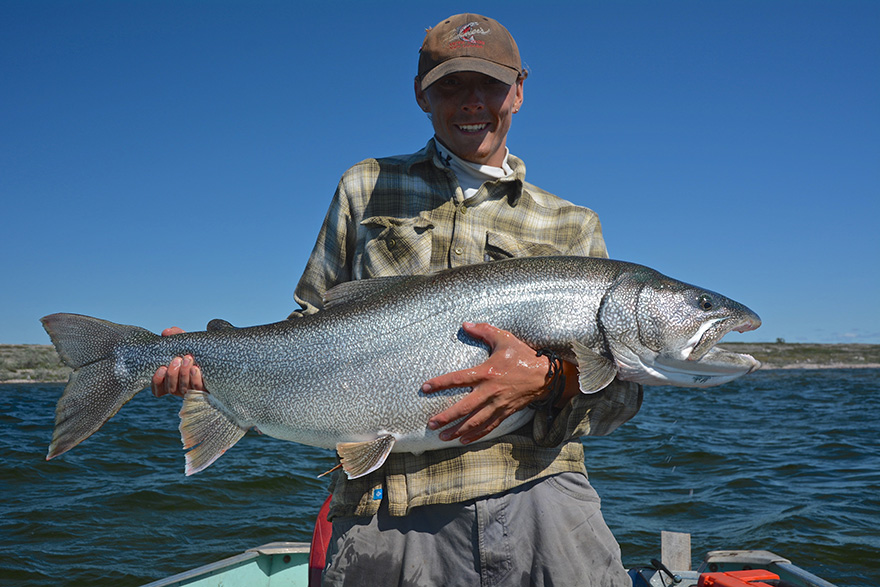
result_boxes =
[41,256,761,479]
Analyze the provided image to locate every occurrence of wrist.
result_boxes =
[529,349,566,410]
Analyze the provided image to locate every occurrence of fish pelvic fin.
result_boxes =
[40,313,158,460]
[336,434,396,479]
[572,341,619,393]
[179,390,247,475]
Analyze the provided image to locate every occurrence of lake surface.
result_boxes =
[1,369,878,586]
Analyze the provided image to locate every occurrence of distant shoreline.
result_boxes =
[3,342,879,384]
[717,341,880,371]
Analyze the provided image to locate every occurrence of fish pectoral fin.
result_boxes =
[179,390,247,476]
[336,435,396,479]
[572,341,619,393]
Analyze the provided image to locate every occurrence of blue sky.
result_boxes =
[2,1,878,345]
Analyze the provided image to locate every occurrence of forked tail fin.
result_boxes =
[40,313,159,459]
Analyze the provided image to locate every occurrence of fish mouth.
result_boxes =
[694,346,762,374]
[688,313,762,362]
[657,346,762,384]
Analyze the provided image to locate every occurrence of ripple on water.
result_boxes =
[2,371,879,586]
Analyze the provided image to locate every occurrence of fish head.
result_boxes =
[602,269,762,387]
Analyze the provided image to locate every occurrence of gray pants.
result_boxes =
[323,472,630,587]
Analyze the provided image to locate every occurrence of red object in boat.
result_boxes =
[308,495,333,587]
[699,569,781,587]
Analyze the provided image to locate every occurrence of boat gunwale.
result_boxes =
[140,542,311,587]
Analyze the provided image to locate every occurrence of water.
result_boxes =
[1,369,877,586]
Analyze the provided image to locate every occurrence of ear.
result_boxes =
[514,76,525,112]
[414,76,431,113]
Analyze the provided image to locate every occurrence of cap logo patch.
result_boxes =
[447,21,489,49]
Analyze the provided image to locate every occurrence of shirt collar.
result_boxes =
[407,139,526,205]
[433,141,513,181]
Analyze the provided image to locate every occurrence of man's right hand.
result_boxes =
[151,327,206,397]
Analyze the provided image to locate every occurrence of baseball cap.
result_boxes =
[418,14,522,90]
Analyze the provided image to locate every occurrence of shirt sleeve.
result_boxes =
[563,209,609,259]
[288,177,355,319]
[532,379,644,446]
[531,208,644,444]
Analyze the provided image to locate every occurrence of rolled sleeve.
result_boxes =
[532,379,643,447]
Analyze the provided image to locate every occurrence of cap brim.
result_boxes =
[420,57,519,90]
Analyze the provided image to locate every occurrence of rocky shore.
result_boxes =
[717,342,880,370]
[2,342,879,384]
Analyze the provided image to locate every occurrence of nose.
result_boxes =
[461,84,485,112]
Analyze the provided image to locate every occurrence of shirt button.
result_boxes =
[460,205,468,215]
[454,247,463,256]
[388,239,396,248]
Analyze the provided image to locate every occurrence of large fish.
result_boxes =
[42,256,761,479]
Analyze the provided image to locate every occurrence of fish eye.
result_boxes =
[698,294,714,311]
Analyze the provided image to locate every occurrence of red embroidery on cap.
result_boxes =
[447,22,490,48]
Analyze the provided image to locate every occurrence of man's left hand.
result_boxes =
[421,322,553,445]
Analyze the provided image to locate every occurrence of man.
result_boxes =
[154,14,641,586]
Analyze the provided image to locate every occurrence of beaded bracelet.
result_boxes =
[529,349,566,416]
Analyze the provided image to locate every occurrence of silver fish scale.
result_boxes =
[43,256,761,468]
[149,257,623,451]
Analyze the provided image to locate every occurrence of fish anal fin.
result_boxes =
[336,434,396,479]
[572,341,619,393]
[179,390,247,476]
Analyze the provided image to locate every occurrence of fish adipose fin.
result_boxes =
[206,318,237,331]
[572,341,619,393]
[179,391,248,475]
[40,313,158,460]
[336,434,396,479]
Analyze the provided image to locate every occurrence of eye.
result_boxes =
[698,294,714,311]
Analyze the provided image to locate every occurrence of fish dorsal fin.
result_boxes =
[323,276,414,309]
[336,434,396,479]
[179,390,248,475]
[572,341,619,393]
[207,318,236,331]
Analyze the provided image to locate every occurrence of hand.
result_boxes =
[151,327,206,397]
[421,322,553,445]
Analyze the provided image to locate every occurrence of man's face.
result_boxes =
[415,71,524,168]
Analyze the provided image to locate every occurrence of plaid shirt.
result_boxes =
[291,139,642,518]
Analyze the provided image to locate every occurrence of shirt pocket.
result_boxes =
[358,215,434,278]
[484,231,565,262]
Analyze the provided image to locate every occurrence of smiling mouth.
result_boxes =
[457,123,489,133]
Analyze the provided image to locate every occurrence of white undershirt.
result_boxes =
[435,141,514,201]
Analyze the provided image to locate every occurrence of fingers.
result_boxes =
[421,322,512,394]
[190,363,204,391]
[429,388,522,444]
[424,321,555,444]
[152,355,205,397]
[152,356,184,397]
[427,388,484,431]
[151,365,169,397]
[151,327,206,397]
[460,321,509,349]
[422,367,481,395]
[453,405,518,444]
